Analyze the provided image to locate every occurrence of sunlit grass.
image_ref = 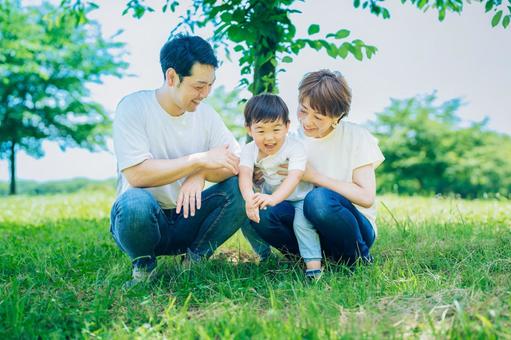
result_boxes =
[1,190,510,338]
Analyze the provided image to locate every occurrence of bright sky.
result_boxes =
[2,0,510,181]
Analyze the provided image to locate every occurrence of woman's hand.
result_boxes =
[278,162,321,186]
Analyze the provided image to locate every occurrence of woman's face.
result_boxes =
[297,97,339,138]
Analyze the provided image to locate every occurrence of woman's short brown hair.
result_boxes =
[298,70,352,119]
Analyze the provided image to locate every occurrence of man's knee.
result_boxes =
[111,188,159,230]
[213,176,244,209]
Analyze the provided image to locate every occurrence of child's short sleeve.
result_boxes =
[239,142,258,168]
[287,138,307,171]
[352,128,385,170]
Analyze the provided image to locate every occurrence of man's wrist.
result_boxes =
[189,152,207,169]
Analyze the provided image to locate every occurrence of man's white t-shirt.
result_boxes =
[297,121,385,231]
[113,90,240,209]
[239,135,313,201]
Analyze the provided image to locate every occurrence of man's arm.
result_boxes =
[123,145,239,188]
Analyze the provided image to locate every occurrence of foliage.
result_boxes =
[62,0,510,96]
[371,93,511,197]
[205,85,247,141]
[0,0,127,194]
[0,191,510,337]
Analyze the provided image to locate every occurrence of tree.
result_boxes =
[205,85,247,141]
[0,1,127,195]
[370,92,511,197]
[62,0,510,95]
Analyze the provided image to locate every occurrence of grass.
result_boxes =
[0,189,510,339]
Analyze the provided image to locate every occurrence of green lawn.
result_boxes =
[1,189,510,339]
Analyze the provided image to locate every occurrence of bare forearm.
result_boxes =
[123,154,204,188]
[202,168,235,183]
[239,167,255,202]
[271,171,302,204]
[313,174,375,208]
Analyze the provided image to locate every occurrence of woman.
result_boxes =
[252,70,384,266]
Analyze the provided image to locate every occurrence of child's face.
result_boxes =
[247,119,290,157]
[298,97,339,138]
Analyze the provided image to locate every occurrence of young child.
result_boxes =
[238,93,323,279]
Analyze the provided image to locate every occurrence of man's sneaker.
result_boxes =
[305,268,323,280]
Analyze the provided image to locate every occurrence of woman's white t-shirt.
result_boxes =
[296,121,384,231]
[113,90,240,209]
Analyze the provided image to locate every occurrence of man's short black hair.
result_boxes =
[160,34,218,80]
[244,93,290,126]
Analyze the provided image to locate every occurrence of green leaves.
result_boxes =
[326,29,350,39]
[503,14,511,28]
[282,56,293,63]
[307,24,320,35]
[492,10,503,27]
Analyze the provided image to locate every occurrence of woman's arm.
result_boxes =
[303,163,376,208]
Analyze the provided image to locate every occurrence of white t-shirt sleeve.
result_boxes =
[113,96,153,171]
[206,106,241,156]
[352,128,385,170]
[287,138,307,171]
[239,142,257,168]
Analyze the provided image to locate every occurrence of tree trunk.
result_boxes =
[9,140,16,195]
[251,3,279,95]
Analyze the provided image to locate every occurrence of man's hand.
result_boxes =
[176,172,205,218]
[252,193,277,210]
[200,144,239,175]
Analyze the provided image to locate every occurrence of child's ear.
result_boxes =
[286,121,291,129]
[245,126,252,137]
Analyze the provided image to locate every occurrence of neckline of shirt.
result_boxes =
[151,89,191,122]
[255,137,290,164]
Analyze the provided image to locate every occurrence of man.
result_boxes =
[110,34,246,287]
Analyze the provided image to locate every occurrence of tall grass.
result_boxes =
[0,190,510,338]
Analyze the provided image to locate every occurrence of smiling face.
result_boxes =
[248,119,290,157]
[298,97,339,138]
[168,63,216,113]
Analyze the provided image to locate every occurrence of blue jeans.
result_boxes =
[251,187,376,265]
[110,177,245,268]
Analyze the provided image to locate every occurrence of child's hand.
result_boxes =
[245,203,260,223]
[253,193,276,210]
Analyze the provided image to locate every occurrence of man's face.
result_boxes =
[248,119,290,157]
[171,63,216,112]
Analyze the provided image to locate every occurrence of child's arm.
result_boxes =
[253,169,303,209]
[239,165,260,223]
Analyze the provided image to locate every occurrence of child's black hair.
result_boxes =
[244,93,290,126]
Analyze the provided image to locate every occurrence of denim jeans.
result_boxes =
[251,187,376,265]
[291,200,322,262]
[110,177,245,269]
